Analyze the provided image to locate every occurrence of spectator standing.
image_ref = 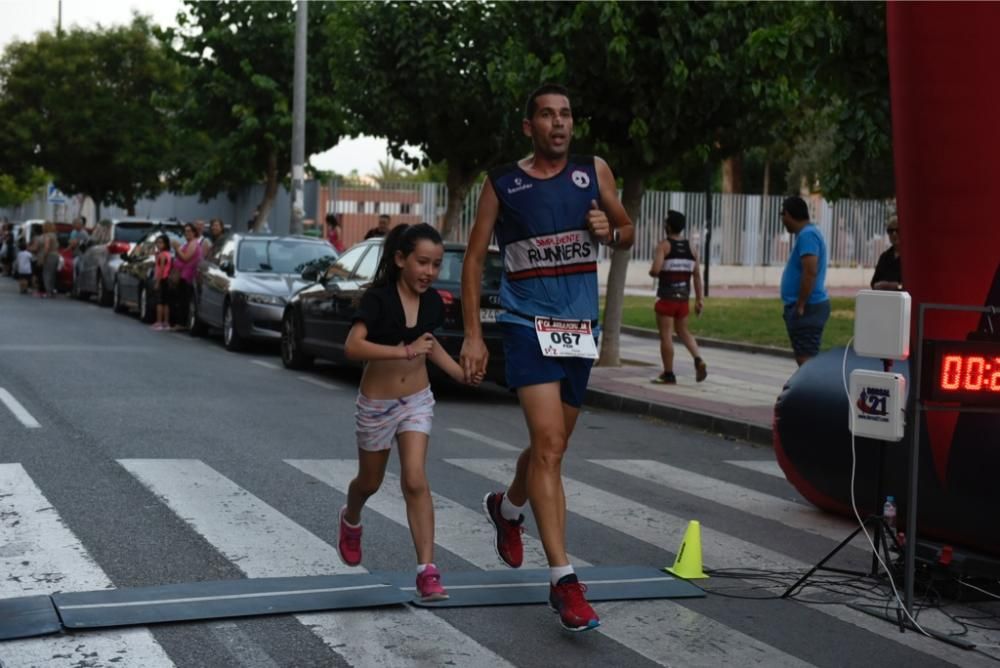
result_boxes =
[15,240,33,294]
[152,234,173,331]
[325,213,346,253]
[365,214,391,239]
[69,217,90,287]
[38,221,61,298]
[0,224,15,276]
[871,216,902,291]
[170,223,203,330]
[780,196,830,366]
[207,219,226,251]
[648,210,707,384]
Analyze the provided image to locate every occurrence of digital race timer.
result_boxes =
[924,339,1000,404]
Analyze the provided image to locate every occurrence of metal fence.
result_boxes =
[329,179,894,269]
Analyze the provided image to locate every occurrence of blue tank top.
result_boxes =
[488,155,600,326]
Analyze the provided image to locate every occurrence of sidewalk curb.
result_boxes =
[584,387,774,447]
[621,325,794,359]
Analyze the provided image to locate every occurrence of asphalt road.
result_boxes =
[0,278,993,668]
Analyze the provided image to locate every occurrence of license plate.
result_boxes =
[480,308,503,323]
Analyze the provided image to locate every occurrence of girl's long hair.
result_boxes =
[156,234,170,251]
[371,223,443,287]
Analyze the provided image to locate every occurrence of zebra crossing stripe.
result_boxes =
[120,459,512,668]
[446,458,997,668]
[725,460,785,478]
[591,460,855,541]
[0,464,174,667]
[447,428,522,452]
[288,458,816,668]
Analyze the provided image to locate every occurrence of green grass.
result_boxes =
[603,296,855,350]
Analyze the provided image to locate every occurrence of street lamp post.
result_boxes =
[290,1,308,235]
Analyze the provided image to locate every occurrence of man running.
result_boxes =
[460,83,634,632]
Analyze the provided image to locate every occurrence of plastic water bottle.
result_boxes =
[883,496,897,530]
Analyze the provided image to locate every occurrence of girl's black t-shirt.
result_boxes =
[353,283,444,345]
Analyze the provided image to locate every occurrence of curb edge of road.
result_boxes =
[584,386,774,447]
[621,325,795,359]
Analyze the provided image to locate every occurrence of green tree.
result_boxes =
[163,1,344,230]
[369,158,411,186]
[496,1,815,365]
[0,18,183,216]
[0,168,49,208]
[324,1,523,238]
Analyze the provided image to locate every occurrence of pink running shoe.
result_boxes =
[415,564,449,602]
[338,506,362,566]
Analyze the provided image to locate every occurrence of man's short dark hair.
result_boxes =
[665,210,686,234]
[782,196,810,222]
[325,213,339,226]
[378,214,390,223]
[525,83,571,119]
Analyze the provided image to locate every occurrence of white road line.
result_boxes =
[447,428,522,452]
[250,359,280,370]
[447,458,995,668]
[725,459,785,479]
[59,583,395,610]
[591,460,855,542]
[290,458,814,668]
[0,388,40,428]
[120,459,512,668]
[0,464,174,667]
[285,459,551,568]
[296,376,341,390]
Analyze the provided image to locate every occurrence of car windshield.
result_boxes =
[238,239,335,274]
[114,222,156,243]
[437,249,504,289]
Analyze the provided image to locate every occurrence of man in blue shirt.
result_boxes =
[780,196,830,366]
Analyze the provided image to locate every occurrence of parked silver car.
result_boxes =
[74,218,162,305]
[189,234,338,351]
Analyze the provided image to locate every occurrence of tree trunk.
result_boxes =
[255,150,280,232]
[721,154,742,193]
[441,166,475,240]
[597,174,643,368]
[126,195,136,217]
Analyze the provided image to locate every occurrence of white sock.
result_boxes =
[500,494,525,521]
[550,564,575,585]
[341,506,361,528]
[416,563,433,575]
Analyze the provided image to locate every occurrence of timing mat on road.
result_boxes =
[0,566,702,640]
[376,566,703,608]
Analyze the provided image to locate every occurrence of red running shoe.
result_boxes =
[549,574,600,632]
[415,564,449,602]
[483,492,524,568]
[338,506,362,566]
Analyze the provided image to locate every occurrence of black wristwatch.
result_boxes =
[604,229,620,247]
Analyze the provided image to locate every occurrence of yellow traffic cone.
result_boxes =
[664,520,708,579]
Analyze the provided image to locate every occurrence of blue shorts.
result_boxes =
[501,322,596,408]
[783,300,831,358]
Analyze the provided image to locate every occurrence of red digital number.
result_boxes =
[941,355,962,390]
[992,358,1000,392]
[964,356,987,390]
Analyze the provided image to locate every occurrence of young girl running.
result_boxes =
[340,223,482,601]
[153,235,172,330]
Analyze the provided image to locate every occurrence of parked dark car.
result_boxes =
[279,237,507,385]
[189,234,338,351]
[75,218,162,304]
[111,224,186,321]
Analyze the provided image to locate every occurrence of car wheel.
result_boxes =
[188,295,206,337]
[96,273,112,306]
[223,301,244,352]
[139,285,156,323]
[281,312,313,370]
[112,279,126,313]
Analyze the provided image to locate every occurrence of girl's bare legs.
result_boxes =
[397,431,433,564]
[345,448,391,525]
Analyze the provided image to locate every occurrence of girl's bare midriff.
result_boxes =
[359,347,431,400]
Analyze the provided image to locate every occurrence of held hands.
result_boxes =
[460,336,489,385]
[586,199,611,243]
